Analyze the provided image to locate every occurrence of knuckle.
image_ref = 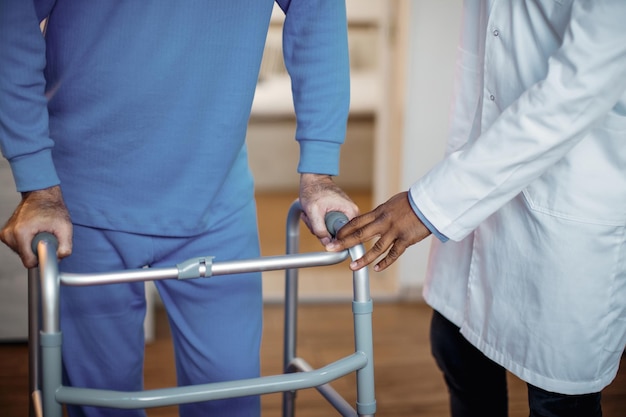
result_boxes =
[371,239,387,254]
[387,243,406,260]
[353,228,366,240]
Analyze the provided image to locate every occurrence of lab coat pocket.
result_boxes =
[522,120,626,226]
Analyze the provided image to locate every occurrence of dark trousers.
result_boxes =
[430,310,602,417]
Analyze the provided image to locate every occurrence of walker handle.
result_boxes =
[31,232,59,254]
[324,211,349,238]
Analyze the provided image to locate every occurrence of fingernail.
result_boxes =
[326,243,338,251]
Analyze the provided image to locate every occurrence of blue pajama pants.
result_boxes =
[58,199,263,417]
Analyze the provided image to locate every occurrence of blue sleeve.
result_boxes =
[0,0,59,192]
[408,191,449,243]
[278,0,350,176]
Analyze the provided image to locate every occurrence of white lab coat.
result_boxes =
[411,0,626,394]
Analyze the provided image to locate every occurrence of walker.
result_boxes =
[27,200,377,416]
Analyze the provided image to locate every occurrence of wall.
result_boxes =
[394,1,463,297]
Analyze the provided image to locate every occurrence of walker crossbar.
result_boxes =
[57,250,350,286]
[55,353,367,408]
[28,200,377,417]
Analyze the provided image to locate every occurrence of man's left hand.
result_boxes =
[298,173,359,246]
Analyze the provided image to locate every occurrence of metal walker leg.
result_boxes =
[282,201,376,417]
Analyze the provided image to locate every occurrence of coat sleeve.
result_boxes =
[275,0,350,176]
[0,0,59,192]
[410,0,626,241]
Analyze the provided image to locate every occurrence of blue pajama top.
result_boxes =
[0,0,350,236]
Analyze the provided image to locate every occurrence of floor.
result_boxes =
[2,302,625,417]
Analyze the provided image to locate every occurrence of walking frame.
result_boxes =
[28,200,377,416]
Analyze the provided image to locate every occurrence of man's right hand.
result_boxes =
[0,185,73,268]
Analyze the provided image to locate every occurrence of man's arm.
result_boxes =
[0,0,58,191]
[279,0,358,243]
[0,0,71,267]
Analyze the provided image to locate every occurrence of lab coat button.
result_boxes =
[493,29,500,36]
[489,94,495,101]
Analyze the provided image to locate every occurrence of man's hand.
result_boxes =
[326,191,431,272]
[0,185,73,268]
[298,173,359,246]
